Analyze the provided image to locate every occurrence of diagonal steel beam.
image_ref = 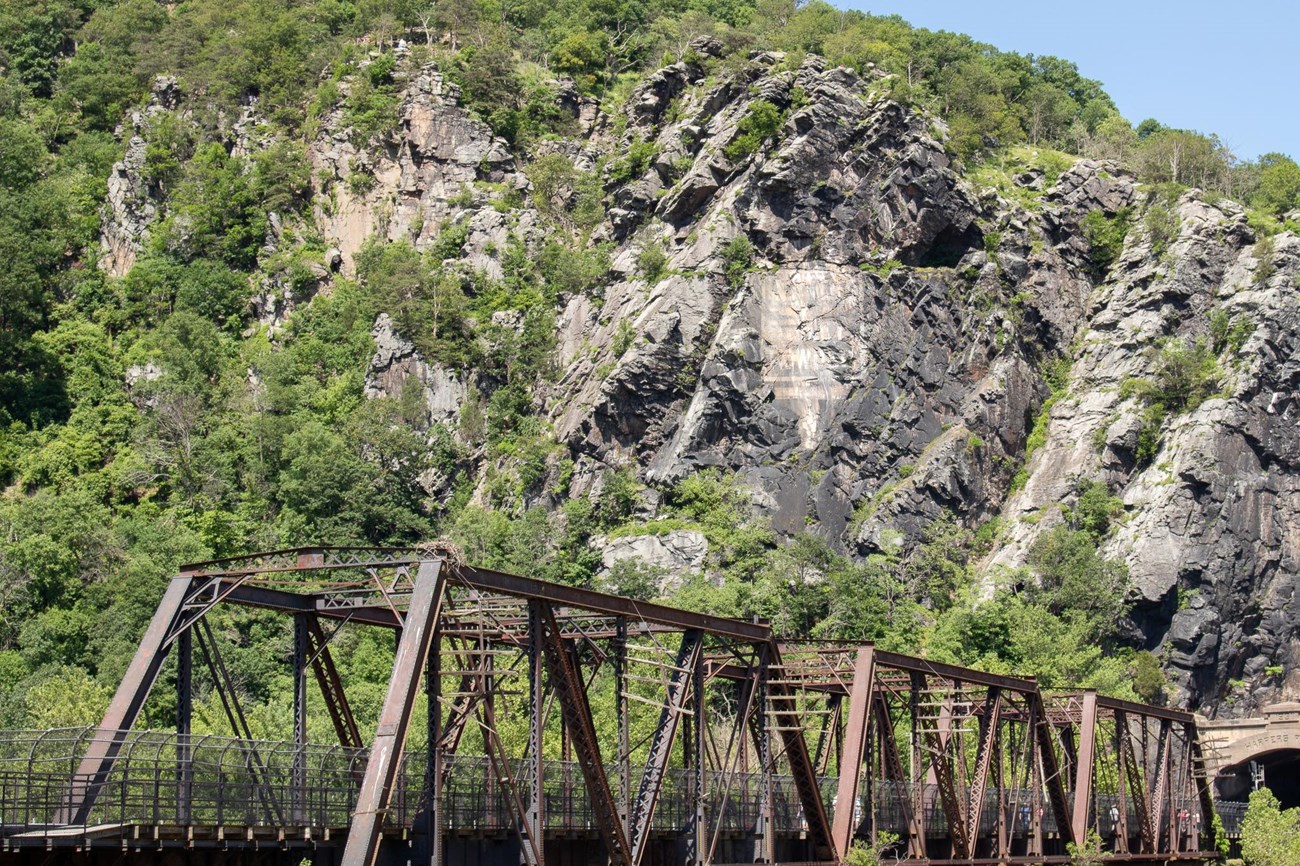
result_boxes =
[340,559,445,866]
[480,694,544,866]
[536,603,633,866]
[305,616,364,751]
[1188,720,1216,854]
[61,575,193,824]
[831,647,875,859]
[814,693,843,776]
[1119,712,1155,853]
[628,630,703,866]
[1030,692,1077,849]
[194,618,284,825]
[963,687,1001,859]
[1151,718,1172,854]
[876,693,924,859]
[767,643,836,862]
[918,680,965,857]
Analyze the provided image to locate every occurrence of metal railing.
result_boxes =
[1216,799,1246,838]
[0,727,1219,849]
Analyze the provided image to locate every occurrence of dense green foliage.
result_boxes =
[0,0,1279,734]
[1080,207,1131,277]
[1241,788,1300,866]
[1121,336,1224,465]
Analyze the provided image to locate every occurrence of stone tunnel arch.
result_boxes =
[1202,702,1300,808]
[1216,749,1300,808]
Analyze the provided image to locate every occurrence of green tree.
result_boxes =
[1066,829,1106,866]
[1252,153,1300,216]
[724,98,785,161]
[1136,128,1229,189]
[1241,788,1300,866]
[158,143,268,269]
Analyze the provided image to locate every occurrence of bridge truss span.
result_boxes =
[0,546,1217,865]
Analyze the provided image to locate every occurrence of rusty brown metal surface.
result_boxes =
[61,575,194,824]
[830,647,873,859]
[5,547,1218,866]
[537,602,633,866]
[1070,691,1098,847]
[340,559,444,866]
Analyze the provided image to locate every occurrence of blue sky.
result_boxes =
[843,0,1295,162]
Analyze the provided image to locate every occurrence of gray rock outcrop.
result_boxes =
[94,48,1300,718]
[365,313,467,429]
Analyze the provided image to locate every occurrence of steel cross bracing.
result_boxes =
[2,546,1218,866]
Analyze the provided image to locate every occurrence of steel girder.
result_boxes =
[55,546,1218,866]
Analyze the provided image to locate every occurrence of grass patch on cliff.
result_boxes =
[968,146,1077,211]
[341,54,402,145]
[724,99,786,162]
[1120,337,1224,465]
[1080,208,1132,279]
[1009,358,1072,492]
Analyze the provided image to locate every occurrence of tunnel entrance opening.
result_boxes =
[1217,749,1300,809]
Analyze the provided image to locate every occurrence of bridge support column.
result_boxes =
[62,574,194,824]
[526,601,545,866]
[177,624,193,825]
[1071,691,1098,848]
[292,613,308,826]
[688,642,706,866]
[614,617,630,829]
[831,646,874,860]
[755,644,774,865]
[341,559,445,866]
[425,631,442,866]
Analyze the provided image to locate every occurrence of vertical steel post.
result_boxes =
[909,672,926,848]
[536,604,632,866]
[831,647,875,859]
[176,625,193,826]
[340,559,445,866]
[427,629,442,866]
[1115,712,1130,854]
[615,617,630,828]
[527,600,546,866]
[689,645,706,866]
[293,613,309,826]
[758,647,774,864]
[1071,691,1098,849]
[1031,692,1075,853]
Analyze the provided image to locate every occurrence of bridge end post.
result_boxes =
[1071,691,1098,849]
[340,558,445,866]
[61,574,194,824]
[830,646,874,861]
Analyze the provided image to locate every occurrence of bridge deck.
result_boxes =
[0,732,1225,863]
[0,548,1226,865]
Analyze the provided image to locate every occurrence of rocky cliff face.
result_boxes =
[111,48,1300,716]
[991,192,1300,715]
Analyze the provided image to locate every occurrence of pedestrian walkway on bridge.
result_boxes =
[0,547,1219,865]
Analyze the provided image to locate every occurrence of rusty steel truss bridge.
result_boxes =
[0,547,1218,865]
